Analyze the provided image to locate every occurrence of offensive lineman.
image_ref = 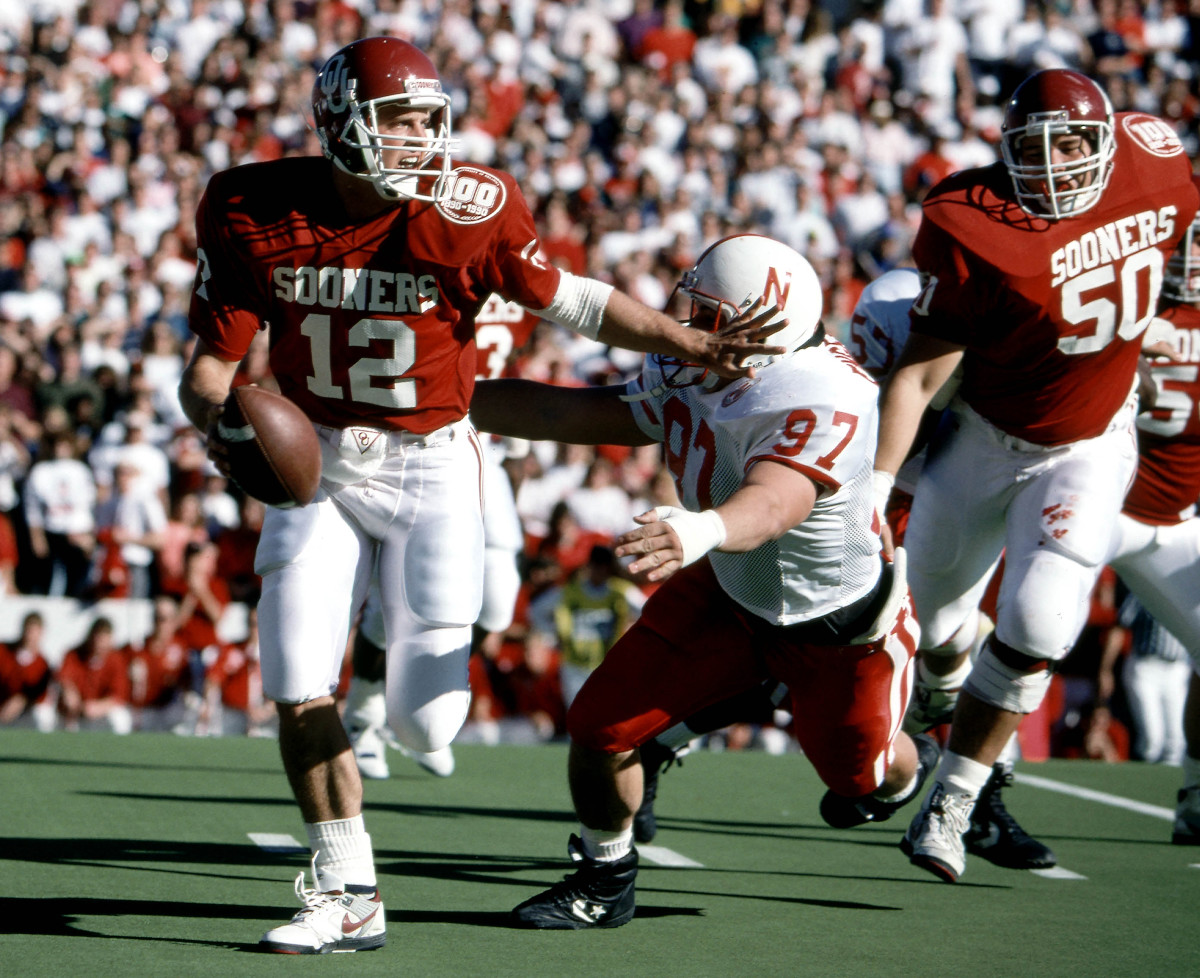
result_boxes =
[472,234,933,929]
[873,68,1199,882]
[178,37,782,953]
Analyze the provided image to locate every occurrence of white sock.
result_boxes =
[306,815,377,891]
[937,751,994,801]
[579,825,633,862]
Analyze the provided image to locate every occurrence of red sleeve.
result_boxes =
[188,177,270,362]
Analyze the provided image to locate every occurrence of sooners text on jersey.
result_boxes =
[189,157,560,433]
[911,112,1199,445]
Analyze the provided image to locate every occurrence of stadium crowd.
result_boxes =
[0,0,1197,762]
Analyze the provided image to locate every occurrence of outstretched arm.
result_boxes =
[616,459,818,585]
[471,379,655,446]
[596,291,786,380]
[532,271,786,381]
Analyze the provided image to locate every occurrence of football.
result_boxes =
[217,386,321,508]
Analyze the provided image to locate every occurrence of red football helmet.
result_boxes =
[999,69,1115,220]
[312,36,453,203]
[1163,176,1200,303]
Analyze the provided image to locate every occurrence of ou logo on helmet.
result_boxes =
[320,54,355,114]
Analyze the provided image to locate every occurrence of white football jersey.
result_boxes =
[846,267,921,378]
[625,335,882,626]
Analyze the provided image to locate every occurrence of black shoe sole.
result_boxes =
[965,842,1057,869]
[511,908,634,930]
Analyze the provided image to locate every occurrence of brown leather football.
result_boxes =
[218,386,321,507]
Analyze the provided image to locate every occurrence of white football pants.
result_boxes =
[255,420,484,753]
[906,398,1138,662]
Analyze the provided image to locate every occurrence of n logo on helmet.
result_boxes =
[320,54,355,113]
[763,266,792,309]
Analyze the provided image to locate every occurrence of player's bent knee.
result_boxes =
[387,689,470,753]
[964,642,1052,714]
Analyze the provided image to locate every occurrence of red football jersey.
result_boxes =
[57,647,131,704]
[0,644,50,704]
[1124,301,1200,524]
[189,157,561,433]
[473,294,540,380]
[911,112,1199,445]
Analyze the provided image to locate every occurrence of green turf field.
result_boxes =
[2,729,1195,977]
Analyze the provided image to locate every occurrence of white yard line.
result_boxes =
[1031,866,1087,880]
[1013,772,1175,821]
[638,845,704,868]
[249,832,307,853]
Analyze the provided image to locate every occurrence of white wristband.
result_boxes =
[654,505,727,567]
[872,470,895,523]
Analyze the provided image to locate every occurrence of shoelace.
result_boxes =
[290,870,334,919]
[929,789,971,838]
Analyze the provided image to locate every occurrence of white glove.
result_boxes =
[653,505,727,567]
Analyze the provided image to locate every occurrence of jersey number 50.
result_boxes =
[1057,250,1163,355]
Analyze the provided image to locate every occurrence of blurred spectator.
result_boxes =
[200,606,275,737]
[158,491,210,597]
[1050,569,1130,761]
[215,493,264,604]
[531,499,611,585]
[124,594,190,733]
[1117,589,1190,765]
[566,455,636,539]
[175,539,229,696]
[0,611,53,729]
[534,544,644,709]
[56,616,133,734]
[23,429,96,597]
[92,459,167,600]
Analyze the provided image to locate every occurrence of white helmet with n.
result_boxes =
[657,234,824,389]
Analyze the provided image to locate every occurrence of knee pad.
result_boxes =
[999,550,1094,658]
[964,641,1053,714]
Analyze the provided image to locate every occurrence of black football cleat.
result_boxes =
[820,733,941,829]
[964,765,1056,869]
[512,835,638,929]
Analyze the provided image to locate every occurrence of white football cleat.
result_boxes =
[349,724,391,780]
[901,782,974,883]
[260,860,386,954]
